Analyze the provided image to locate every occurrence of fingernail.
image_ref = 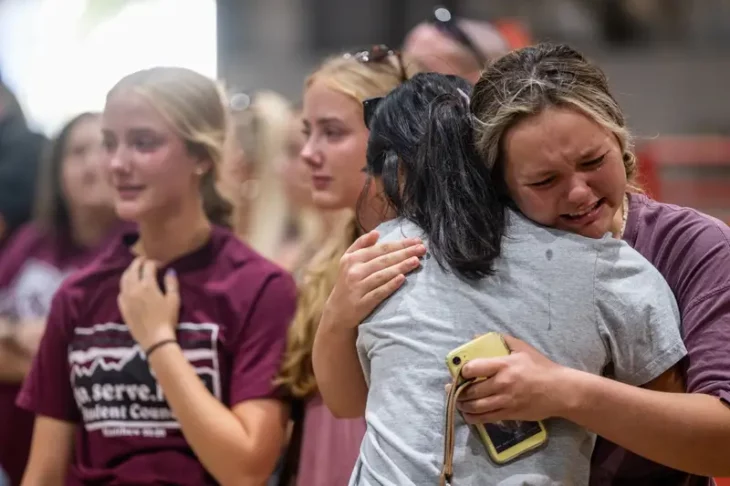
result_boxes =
[166,268,176,277]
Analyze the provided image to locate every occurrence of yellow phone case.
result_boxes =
[445,332,548,464]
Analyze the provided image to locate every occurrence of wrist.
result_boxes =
[140,328,177,352]
[145,338,179,360]
[0,317,18,341]
[321,306,358,334]
[551,366,591,419]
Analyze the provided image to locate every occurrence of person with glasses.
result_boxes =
[402,7,514,84]
[273,45,424,486]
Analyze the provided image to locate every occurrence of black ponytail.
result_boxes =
[362,72,505,280]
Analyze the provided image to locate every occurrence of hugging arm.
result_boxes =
[458,244,730,476]
[313,231,425,418]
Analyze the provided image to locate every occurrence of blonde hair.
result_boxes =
[276,211,358,397]
[306,50,421,104]
[470,43,641,192]
[275,51,421,398]
[228,90,295,258]
[107,66,233,226]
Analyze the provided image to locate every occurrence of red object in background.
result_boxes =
[639,138,730,486]
[635,136,730,224]
[635,145,662,200]
[494,19,532,49]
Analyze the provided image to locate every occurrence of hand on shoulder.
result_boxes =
[324,230,426,329]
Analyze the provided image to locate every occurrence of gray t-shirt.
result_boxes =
[351,210,687,486]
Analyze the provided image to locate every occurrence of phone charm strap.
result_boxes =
[439,373,474,486]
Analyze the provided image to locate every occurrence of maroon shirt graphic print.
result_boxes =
[17,226,296,485]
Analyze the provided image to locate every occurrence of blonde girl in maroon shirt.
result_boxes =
[18,67,296,486]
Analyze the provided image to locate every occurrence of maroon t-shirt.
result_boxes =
[16,226,296,486]
[591,193,730,486]
[0,224,115,485]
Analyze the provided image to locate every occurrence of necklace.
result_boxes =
[618,194,629,239]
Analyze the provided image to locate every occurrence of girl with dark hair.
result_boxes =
[360,73,503,279]
[312,72,685,485]
[17,67,296,486]
[0,112,118,485]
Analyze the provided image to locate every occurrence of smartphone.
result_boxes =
[445,332,548,464]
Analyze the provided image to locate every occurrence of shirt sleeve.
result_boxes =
[15,285,80,422]
[229,272,297,405]
[667,220,730,405]
[0,224,38,288]
[593,241,687,386]
[681,283,730,405]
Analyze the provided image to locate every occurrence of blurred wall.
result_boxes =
[595,53,730,136]
[217,0,730,136]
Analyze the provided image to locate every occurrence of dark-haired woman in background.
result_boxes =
[0,112,118,485]
[312,72,685,485]
[0,81,47,249]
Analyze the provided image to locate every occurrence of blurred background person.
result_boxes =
[0,80,46,248]
[222,91,325,272]
[0,112,118,486]
[402,7,528,84]
[272,106,332,274]
[222,94,341,485]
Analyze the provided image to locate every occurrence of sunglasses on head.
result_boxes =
[431,7,488,69]
[344,44,408,83]
[361,96,385,174]
[362,96,383,130]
